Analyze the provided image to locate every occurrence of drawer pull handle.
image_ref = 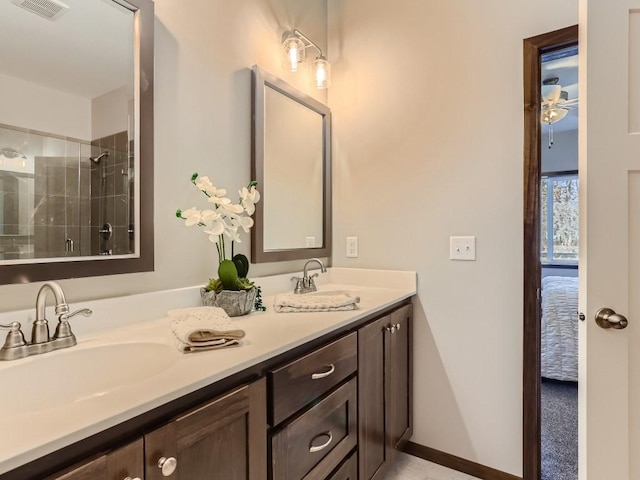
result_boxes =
[311,364,335,380]
[309,431,333,453]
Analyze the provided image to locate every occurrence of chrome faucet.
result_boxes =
[0,281,92,361]
[292,258,327,294]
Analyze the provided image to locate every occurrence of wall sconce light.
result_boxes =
[282,29,331,89]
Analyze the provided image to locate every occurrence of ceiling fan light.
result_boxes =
[541,107,569,124]
[541,84,562,104]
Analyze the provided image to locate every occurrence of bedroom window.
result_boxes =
[540,172,579,265]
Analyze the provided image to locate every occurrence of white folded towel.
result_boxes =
[274,292,360,313]
[168,307,245,353]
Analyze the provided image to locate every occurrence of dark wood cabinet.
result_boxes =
[38,301,412,480]
[47,438,143,480]
[327,452,358,480]
[357,304,413,480]
[145,378,266,480]
[271,378,357,480]
[388,305,412,453]
[269,333,357,426]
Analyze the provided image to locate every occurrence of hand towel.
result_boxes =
[273,292,360,313]
[168,306,245,353]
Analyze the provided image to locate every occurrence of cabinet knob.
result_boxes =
[386,325,395,333]
[395,323,401,331]
[157,456,177,476]
[124,477,141,480]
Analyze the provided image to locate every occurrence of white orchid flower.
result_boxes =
[239,186,260,215]
[181,207,203,226]
[219,202,244,215]
[207,195,231,206]
[223,225,242,243]
[179,174,260,266]
[232,216,254,233]
[204,217,226,243]
[200,209,220,223]
[195,176,215,194]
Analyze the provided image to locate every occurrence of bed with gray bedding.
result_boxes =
[541,275,579,382]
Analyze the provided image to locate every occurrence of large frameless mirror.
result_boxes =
[0,0,154,284]
[251,65,332,263]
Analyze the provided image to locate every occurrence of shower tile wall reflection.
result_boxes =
[90,131,133,256]
[0,124,133,260]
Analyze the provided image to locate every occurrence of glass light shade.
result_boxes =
[282,36,305,72]
[541,84,562,104]
[541,107,569,124]
[314,56,331,89]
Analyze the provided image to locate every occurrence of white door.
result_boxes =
[580,1,640,479]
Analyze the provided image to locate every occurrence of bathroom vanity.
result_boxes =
[0,268,415,480]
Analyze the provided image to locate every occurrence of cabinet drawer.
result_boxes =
[327,451,357,480]
[269,332,357,426]
[271,378,357,480]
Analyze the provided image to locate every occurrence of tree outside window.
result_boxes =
[540,173,579,265]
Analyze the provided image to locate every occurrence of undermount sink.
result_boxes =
[0,342,178,416]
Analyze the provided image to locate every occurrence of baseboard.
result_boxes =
[402,442,522,480]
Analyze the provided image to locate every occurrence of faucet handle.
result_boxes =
[54,308,92,340]
[59,308,92,322]
[0,322,27,349]
[291,276,305,294]
[307,273,319,292]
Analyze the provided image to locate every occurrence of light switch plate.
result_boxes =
[450,236,476,261]
[346,237,358,258]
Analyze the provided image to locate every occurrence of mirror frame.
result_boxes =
[251,66,332,263]
[0,0,154,285]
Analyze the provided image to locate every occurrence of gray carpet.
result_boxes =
[541,380,578,480]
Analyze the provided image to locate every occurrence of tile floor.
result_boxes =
[383,453,480,480]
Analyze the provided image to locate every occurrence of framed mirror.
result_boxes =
[0,0,154,285]
[251,66,332,263]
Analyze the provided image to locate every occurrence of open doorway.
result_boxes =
[539,44,579,480]
[522,25,578,480]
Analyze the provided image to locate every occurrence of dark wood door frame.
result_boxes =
[522,25,578,480]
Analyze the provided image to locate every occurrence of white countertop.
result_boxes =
[0,268,416,475]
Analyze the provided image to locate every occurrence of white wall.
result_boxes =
[0,73,91,140]
[328,1,576,476]
[0,0,328,311]
[542,128,579,172]
[92,85,131,139]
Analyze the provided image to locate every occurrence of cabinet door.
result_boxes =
[48,438,143,480]
[145,378,266,480]
[358,304,413,480]
[357,314,390,480]
[388,304,412,456]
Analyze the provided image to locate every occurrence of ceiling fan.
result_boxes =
[541,76,578,148]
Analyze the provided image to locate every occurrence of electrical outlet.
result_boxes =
[346,237,358,258]
[449,236,476,261]
[305,236,316,248]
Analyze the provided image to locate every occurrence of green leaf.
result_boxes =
[191,172,199,183]
[218,260,240,290]
[232,253,250,278]
[175,209,183,218]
